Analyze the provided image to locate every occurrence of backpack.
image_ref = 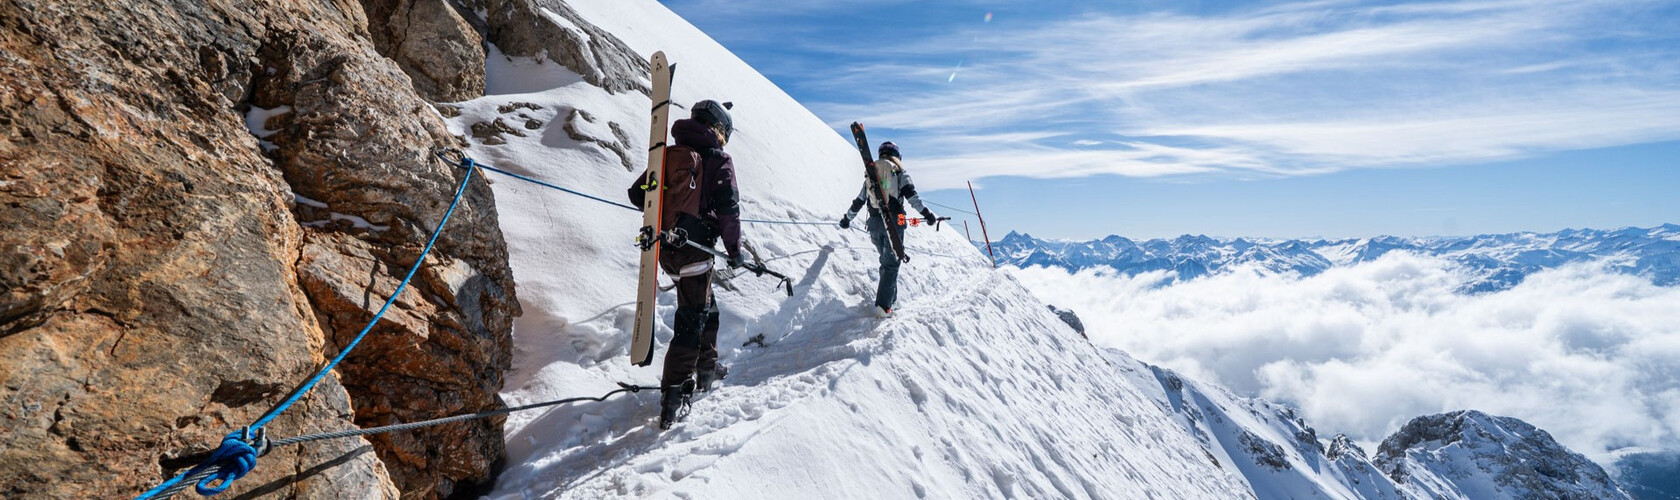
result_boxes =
[660,145,715,245]
[658,145,717,276]
[870,158,906,215]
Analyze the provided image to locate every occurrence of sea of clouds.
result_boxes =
[1009,252,1680,464]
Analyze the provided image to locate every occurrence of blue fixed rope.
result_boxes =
[136,157,478,500]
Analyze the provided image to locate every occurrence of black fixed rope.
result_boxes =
[271,383,659,447]
[445,152,836,227]
[139,383,658,499]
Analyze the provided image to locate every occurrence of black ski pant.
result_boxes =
[866,214,905,311]
[662,271,719,393]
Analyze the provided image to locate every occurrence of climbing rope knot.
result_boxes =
[194,428,269,495]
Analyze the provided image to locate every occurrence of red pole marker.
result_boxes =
[969,181,995,268]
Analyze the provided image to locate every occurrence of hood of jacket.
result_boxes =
[672,118,725,156]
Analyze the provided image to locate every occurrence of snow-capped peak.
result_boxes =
[988,227,1680,292]
[1374,410,1630,499]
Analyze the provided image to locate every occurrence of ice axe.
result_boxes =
[663,229,794,297]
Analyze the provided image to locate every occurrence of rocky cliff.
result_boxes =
[1374,410,1630,499]
[0,0,622,497]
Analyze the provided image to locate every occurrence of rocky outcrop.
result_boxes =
[0,0,517,498]
[484,0,648,95]
[360,0,486,102]
[1325,434,1366,462]
[562,108,634,170]
[1375,410,1630,499]
[1046,305,1086,338]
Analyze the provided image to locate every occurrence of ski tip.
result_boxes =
[850,121,863,131]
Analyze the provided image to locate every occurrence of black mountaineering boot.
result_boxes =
[697,364,728,392]
[658,386,684,430]
[658,379,697,430]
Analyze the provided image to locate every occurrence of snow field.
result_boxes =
[439,0,1260,498]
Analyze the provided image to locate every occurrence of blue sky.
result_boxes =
[659,0,1680,240]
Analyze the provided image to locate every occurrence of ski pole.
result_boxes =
[663,230,794,297]
[931,216,951,231]
[901,216,953,230]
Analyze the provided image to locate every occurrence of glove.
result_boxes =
[920,209,938,224]
[728,252,747,269]
[839,216,851,229]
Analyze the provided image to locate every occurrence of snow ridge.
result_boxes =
[440,0,1631,498]
[453,0,1251,498]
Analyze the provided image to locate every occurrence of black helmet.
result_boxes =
[692,100,734,141]
[878,141,900,160]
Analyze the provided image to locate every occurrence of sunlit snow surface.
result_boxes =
[442,0,1254,498]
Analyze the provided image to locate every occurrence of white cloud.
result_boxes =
[1008,254,1680,464]
[809,0,1680,189]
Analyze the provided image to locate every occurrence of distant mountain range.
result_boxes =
[980,224,1680,292]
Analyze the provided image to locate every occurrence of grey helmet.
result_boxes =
[691,100,734,141]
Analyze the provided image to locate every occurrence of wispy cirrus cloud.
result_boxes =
[799,0,1680,190]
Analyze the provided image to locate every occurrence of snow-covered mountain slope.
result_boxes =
[444,0,1254,498]
[1112,351,1632,500]
[989,225,1680,292]
[1112,352,1407,500]
[1373,411,1629,499]
[436,1,1632,498]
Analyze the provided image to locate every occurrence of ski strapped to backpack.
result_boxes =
[849,122,908,262]
[630,51,675,367]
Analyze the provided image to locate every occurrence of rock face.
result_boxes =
[0,0,524,497]
[1046,305,1086,338]
[360,0,486,102]
[484,0,648,95]
[1374,410,1631,499]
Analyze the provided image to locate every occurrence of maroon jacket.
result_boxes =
[628,118,742,259]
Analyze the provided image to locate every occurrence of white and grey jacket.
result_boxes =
[843,158,930,222]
